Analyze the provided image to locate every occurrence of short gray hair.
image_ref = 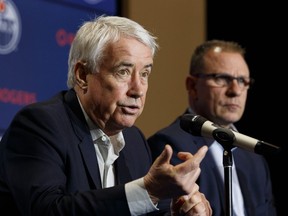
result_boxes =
[67,15,159,88]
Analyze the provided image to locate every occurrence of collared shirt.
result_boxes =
[209,139,245,216]
[188,108,245,216]
[78,97,157,215]
[90,129,123,188]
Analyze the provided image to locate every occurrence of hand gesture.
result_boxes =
[144,145,208,203]
[171,184,212,216]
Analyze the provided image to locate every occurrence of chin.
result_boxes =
[225,116,241,124]
[118,117,137,128]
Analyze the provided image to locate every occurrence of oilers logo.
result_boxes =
[0,0,21,55]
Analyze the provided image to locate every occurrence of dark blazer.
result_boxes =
[0,89,164,216]
[148,115,277,216]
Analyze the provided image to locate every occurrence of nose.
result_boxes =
[227,79,243,96]
[128,73,146,99]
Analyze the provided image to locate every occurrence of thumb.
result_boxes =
[154,144,173,167]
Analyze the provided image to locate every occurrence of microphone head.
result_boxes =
[180,114,207,136]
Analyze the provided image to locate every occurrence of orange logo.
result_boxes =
[0,0,6,13]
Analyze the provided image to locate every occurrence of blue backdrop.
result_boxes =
[0,0,119,136]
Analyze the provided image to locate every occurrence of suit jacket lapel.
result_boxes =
[63,89,134,188]
[78,137,102,189]
[64,89,102,189]
[115,150,132,184]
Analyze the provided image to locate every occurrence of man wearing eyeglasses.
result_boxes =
[148,40,277,216]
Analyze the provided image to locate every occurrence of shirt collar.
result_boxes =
[77,96,125,153]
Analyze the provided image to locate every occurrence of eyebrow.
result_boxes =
[116,62,153,69]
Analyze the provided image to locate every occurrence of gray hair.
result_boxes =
[67,15,159,88]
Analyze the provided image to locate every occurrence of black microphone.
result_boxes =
[180,114,280,155]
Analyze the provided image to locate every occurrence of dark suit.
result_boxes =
[148,115,277,216]
[0,89,164,216]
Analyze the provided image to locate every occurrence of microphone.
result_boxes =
[180,114,280,155]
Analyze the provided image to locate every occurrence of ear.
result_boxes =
[185,75,198,98]
[75,62,88,89]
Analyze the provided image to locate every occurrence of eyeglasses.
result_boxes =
[193,73,254,90]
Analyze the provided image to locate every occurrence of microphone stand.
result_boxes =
[212,128,235,216]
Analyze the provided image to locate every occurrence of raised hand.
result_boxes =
[144,144,208,203]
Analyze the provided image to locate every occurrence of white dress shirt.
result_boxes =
[78,98,158,215]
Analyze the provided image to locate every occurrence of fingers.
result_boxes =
[177,145,208,165]
[153,145,173,166]
[185,193,212,216]
[175,145,208,180]
[143,145,174,200]
[144,145,208,203]
[173,191,212,216]
[180,192,203,213]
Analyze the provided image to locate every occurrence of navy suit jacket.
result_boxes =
[148,115,277,216]
[0,89,165,216]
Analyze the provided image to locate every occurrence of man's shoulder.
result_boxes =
[149,116,182,137]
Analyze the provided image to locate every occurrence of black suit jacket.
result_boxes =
[0,89,164,216]
[148,115,277,216]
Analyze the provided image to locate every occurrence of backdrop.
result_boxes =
[0,0,119,136]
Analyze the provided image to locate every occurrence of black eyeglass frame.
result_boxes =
[193,73,255,89]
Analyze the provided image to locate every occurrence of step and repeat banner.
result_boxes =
[0,0,119,136]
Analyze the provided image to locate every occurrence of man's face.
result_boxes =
[188,51,250,127]
[82,37,153,135]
